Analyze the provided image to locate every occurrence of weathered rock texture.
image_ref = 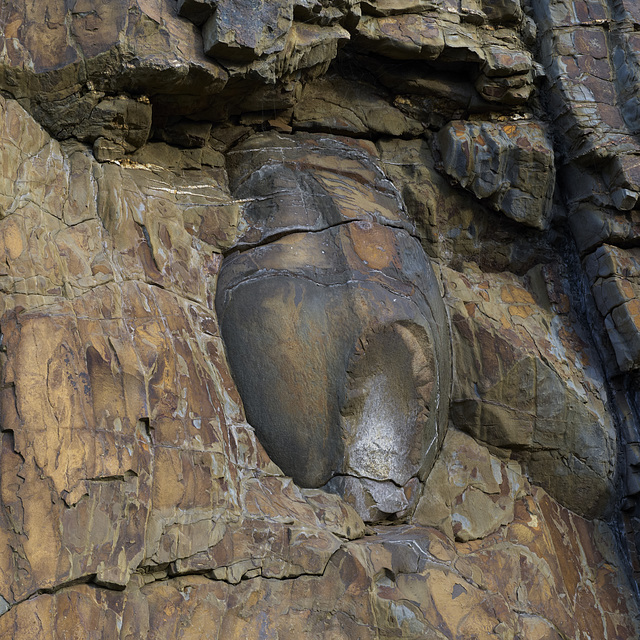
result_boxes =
[437,120,555,229]
[1,453,637,639]
[445,262,616,518]
[0,0,640,637]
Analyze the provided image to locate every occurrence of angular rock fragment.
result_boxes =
[481,0,522,24]
[279,21,351,77]
[0,0,228,134]
[376,137,551,273]
[155,121,213,148]
[585,244,640,372]
[293,74,426,137]
[475,68,535,105]
[294,0,359,25]
[437,119,555,229]
[202,0,294,62]
[360,0,439,16]
[78,97,152,160]
[354,13,445,59]
[414,429,526,541]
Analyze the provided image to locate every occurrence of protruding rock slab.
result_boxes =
[437,119,556,229]
[0,0,228,127]
[585,243,640,372]
[293,74,426,137]
[202,0,293,61]
[354,13,445,59]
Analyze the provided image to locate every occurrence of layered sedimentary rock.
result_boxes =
[1,0,640,638]
[1,435,637,639]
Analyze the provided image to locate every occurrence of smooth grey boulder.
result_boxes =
[216,133,452,521]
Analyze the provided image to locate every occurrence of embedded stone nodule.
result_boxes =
[215,132,451,522]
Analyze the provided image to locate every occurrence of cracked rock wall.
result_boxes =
[0,0,640,638]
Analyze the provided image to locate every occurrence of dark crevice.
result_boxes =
[86,470,138,483]
[138,417,153,444]
[221,216,417,259]
[7,574,98,611]
[289,123,429,143]
[326,473,409,492]
[135,222,162,275]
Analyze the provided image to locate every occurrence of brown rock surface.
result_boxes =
[0,0,228,125]
[414,429,526,542]
[444,262,616,518]
[0,485,636,639]
[0,0,640,637]
[0,95,363,607]
[585,244,640,372]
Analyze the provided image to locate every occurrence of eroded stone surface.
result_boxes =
[444,262,616,518]
[585,244,640,372]
[414,429,526,542]
[0,95,364,608]
[1,487,636,639]
[0,0,228,127]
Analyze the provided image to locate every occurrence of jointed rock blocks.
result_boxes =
[437,120,556,230]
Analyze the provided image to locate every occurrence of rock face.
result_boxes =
[0,0,640,638]
[445,263,616,518]
[1,431,636,639]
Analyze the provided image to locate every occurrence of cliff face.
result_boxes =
[0,0,639,638]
